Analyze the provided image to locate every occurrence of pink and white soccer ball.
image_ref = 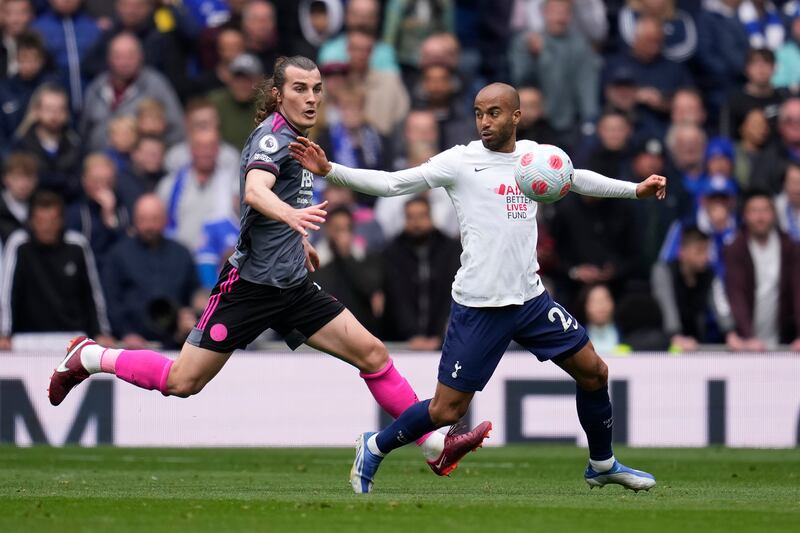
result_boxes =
[514,144,574,204]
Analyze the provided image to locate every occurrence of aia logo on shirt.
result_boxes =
[491,183,532,220]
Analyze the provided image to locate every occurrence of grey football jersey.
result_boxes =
[229,112,317,287]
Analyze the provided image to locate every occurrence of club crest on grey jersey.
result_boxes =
[228,112,318,288]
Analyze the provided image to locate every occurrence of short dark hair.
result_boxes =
[30,190,64,216]
[680,225,709,246]
[3,152,38,177]
[405,195,431,213]
[16,30,46,55]
[742,188,774,208]
[746,47,775,65]
[327,205,354,223]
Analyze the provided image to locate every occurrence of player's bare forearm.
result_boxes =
[244,168,328,237]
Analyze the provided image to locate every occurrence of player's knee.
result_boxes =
[169,377,207,398]
[360,339,389,374]
[578,358,608,391]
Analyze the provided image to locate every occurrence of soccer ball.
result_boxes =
[514,144,574,204]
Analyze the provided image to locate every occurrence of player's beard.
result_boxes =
[481,120,515,152]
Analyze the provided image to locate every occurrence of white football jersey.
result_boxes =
[327,139,638,308]
[417,140,544,307]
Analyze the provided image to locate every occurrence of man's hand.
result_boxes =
[636,174,667,200]
[282,200,328,238]
[95,334,116,348]
[790,338,800,352]
[303,238,320,272]
[671,334,699,352]
[0,336,11,351]
[289,137,333,176]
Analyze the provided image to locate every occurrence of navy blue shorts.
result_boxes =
[438,291,590,392]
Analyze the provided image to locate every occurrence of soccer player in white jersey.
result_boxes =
[290,83,667,494]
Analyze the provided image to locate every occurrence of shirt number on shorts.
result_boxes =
[548,306,579,332]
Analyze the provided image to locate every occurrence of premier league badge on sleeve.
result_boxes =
[259,134,279,154]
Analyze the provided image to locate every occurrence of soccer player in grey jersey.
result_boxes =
[49,56,491,476]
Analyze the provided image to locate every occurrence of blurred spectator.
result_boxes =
[665,122,707,215]
[454,0,514,86]
[512,0,607,46]
[207,52,260,150]
[195,215,239,290]
[670,88,708,132]
[290,0,344,59]
[738,0,785,51]
[652,225,731,350]
[380,196,460,347]
[164,97,239,174]
[617,0,698,64]
[720,48,785,139]
[412,63,472,150]
[241,0,278,73]
[13,82,82,201]
[551,191,637,300]
[190,24,244,97]
[704,136,737,184]
[104,114,137,172]
[660,175,739,279]
[775,162,800,241]
[733,108,770,188]
[0,30,55,151]
[156,128,236,250]
[317,85,386,206]
[602,63,639,128]
[181,0,231,29]
[614,291,670,350]
[576,283,620,355]
[80,32,184,151]
[0,0,34,78]
[516,86,559,145]
[116,134,165,212]
[377,116,459,239]
[724,190,800,350]
[318,0,399,73]
[771,9,800,89]
[344,28,409,136]
[135,97,166,139]
[195,0,246,70]
[309,206,382,334]
[603,16,694,141]
[102,193,199,349]
[510,0,599,140]
[751,97,800,193]
[85,0,197,99]
[65,153,129,265]
[32,0,100,113]
[0,152,37,242]
[0,190,112,349]
[696,0,749,116]
[580,111,632,179]
[317,183,384,252]
[382,0,453,76]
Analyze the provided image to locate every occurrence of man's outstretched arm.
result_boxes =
[290,137,437,197]
[572,169,667,200]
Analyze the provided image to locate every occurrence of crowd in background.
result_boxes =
[1,0,800,353]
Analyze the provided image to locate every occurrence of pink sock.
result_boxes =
[113,350,174,395]
[361,358,431,445]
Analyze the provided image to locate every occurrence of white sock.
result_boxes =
[590,455,616,473]
[79,343,122,374]
[366,434,385,457]
[420,430,445,461]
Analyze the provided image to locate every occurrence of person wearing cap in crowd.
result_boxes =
[659,174,739,279]
[207,52,262,149]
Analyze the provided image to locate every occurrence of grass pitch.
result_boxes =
[1,446,798,533]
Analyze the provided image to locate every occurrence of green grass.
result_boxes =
[1,446,798,533]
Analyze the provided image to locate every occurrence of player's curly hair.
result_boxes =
[255,56,319,124]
